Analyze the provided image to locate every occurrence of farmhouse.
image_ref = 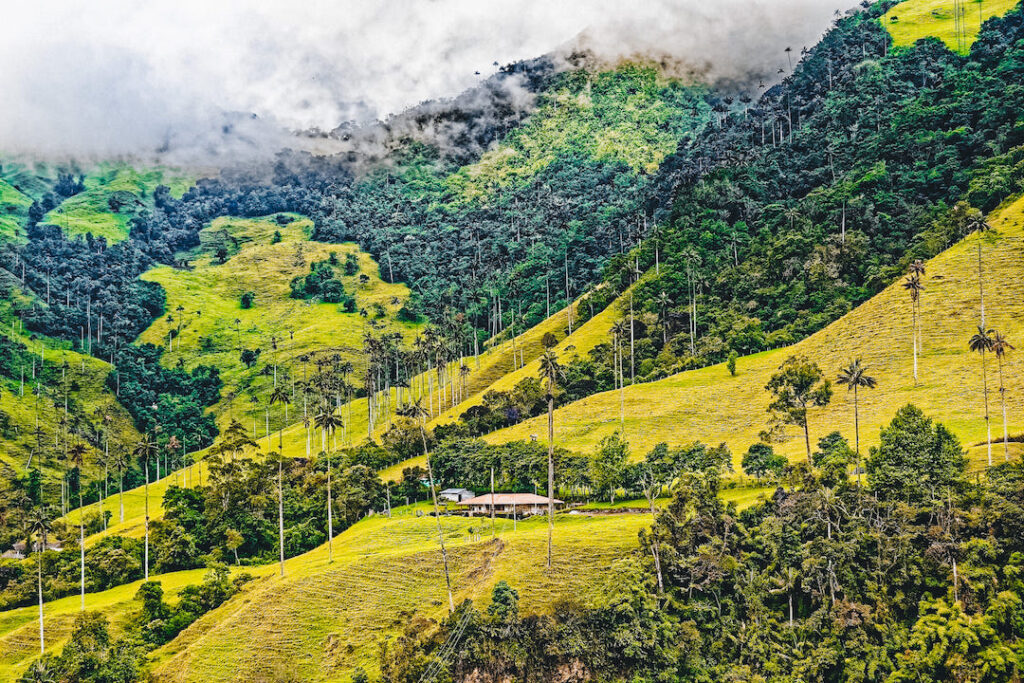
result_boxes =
[459,493,564,517]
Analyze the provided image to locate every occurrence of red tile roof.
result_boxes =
[459,493,563,506]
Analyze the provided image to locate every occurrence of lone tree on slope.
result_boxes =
[968,326,995,467]
[836,358,877,486]
[538,349,563,570]
[765,355,833,463]
[991,330,1014,461]
[902,273,924,384]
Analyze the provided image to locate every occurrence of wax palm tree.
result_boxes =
[611,320,628,426]
[656,291,672,346]
[111,449,129,524]
[313,406,341,562]
[968,326,995,467]
[902,275,923,384]
[991,331,1014,461]
[397,399,454,613]
[133,433,158,579]
[26,506,51,655]
[538,350,563,570]
[836,359,877,487]
[167,435,181,486]
[269,385,290,576]
[68,441,88,611]
[967,213,993,327]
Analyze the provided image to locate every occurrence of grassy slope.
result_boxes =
[444,63,709,203]
[883,0,1020,53]
[68,294,587,537]
[148,509,648,682]
[432,283,635,426]
[0,565,254,680]
[0,350,140,484]
[0,288,140,482]
[44,166,194,243]
[4,506,655,681]
[485,195,1024,469]
[136,214,422,427]
[0,178,32,242]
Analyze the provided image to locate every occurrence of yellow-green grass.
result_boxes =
[371,283,629,481]
[578,485,772,511]
[135,216,422,426]
[444,63,706,203]
[44,166,195,243]
[883,0,1020,53]
[485,195,1024,471]
[147,509,649,681]
[432,283,634,428]
[61,460,215,544]
[0,161,54,201]
[195,214,310,260]
[0,178,31,242]
[0,564,261,680]
[448,297,583,411]
[379,454,427,482]
[0,322,139,484]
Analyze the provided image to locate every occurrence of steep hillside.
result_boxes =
[0,565,231,680]
[431,283,636,425]
[8,504,651,681]
[443,63,709,203]
[0,283,139,495]
[486,194,1024,467]
[44,166,195,243]
[147,509,646,682]
[0,179,32,243]
[883,0,1021,52]
[135,214,422,426]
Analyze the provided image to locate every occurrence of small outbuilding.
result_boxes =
[439,488,476,503]
[3,540,63,560]
[459,493,564,517]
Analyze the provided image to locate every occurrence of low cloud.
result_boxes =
[0,0,848,162]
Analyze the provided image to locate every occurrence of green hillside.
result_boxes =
[0,179,32,242]
[486,194,1024,468]
[444,63,709,203]
[44,166,194,243]
[5,503,653,681]
[136,214,422,427]
[883,0,1021,53]
[0,286,139,491]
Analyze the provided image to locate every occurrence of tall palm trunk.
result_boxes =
[326,431,333,563]
[803,412,811,464]
[853,385,861,487]
[981,349,992,467]
[422,425,454,612]
[118,470,124,523]
[997,355,1009,461]
[37,547,44,654]
[79,486,85,611]
[547,389,555,570]
[144,459,150,580]
[911,299,918,384]
[278,419,286,576]
[278,457,285,576]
